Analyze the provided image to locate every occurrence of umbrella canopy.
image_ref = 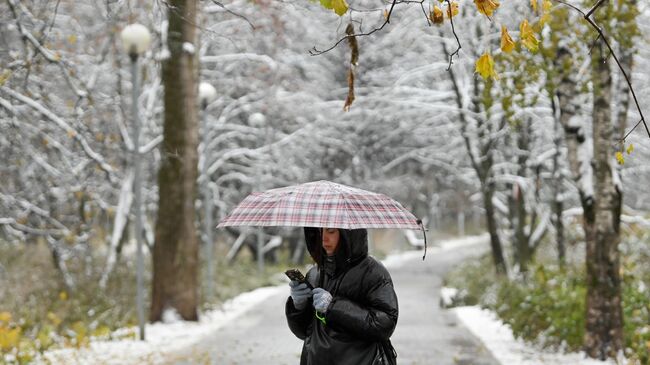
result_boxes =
[217,180,421,230]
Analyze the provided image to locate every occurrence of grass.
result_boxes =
[0,238,309,364]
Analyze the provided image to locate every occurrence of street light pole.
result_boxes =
[121,23,151,341]
[198,82,217,300]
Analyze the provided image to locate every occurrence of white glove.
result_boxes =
[312,288,333,313]
[289,281,312,310]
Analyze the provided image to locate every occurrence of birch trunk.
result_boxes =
[583,38,623,359]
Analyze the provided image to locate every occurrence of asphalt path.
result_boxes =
[169,240,500,365]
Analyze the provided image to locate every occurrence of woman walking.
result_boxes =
[286,227,398,365]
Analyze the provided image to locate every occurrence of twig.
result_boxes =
[421,2,430,26]
[445,0,461,70]
[210,0,255,30]
[47,0,62,33]
[621,119,643,142]
[554,0,649,139]
[310,0,399,56]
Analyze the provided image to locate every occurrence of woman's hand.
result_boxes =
[289,281,312,310]
[312,288,333,313]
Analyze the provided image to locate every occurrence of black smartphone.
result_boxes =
[285,269,313,289]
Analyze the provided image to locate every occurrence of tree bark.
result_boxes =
[483,185,507,275]
[150,0,200,322]
[583,39,623,359]
[442,45,508,276]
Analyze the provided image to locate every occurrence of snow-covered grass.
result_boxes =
[454,306,622,365]
[38,286,286,365]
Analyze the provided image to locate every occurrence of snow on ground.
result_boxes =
[454,306,619,365]
[381,233,489,269]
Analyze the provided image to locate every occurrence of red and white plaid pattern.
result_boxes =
[217,180,421,229]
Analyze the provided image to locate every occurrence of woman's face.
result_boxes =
[322,228,340,256]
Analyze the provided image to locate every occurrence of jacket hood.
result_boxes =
[303,227,368,272]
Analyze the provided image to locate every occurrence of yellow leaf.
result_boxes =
[320,0,332,10]
[383,9,389,19]
[474,0,499,17]
[475,52,498,80]
[68,34,77,45]
[543,0,552,12]
[626,143,634,155]
[0,326,21,351]
[520,20,539,52]
[531,0,538,12]
[59,291,68,301]
[501,26,516,53]
[332,0,348,16]
[446,1,459,18]
[430,6,444,24]
[615,151,625,165]
[0,312,11,323]
[67,129,77,138]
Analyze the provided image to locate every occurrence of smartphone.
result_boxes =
[285,269,313,289]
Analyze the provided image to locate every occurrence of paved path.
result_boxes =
[168,240,500,365]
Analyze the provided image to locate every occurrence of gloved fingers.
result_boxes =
[292,287,312,298]
[289,281,309,290]
[312,288,326,295]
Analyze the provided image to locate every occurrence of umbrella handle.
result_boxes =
[418,219,427,260]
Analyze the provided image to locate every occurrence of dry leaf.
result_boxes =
[520,20,539,52]
[474,0,500,17]
[501,26,516,53]
[476,52,498,80]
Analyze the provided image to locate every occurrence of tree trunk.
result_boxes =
[483,185,507,276]
[550,101,565,266]
[583,39,623,360]
[150,0,200,322]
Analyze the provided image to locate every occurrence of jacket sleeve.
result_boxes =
[285,267,318,340]
[285,297,312,340]
[325,265,398,341]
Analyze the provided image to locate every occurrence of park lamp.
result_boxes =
[120,21,150,342]
[120,23,151,61]
[199,82,217,110]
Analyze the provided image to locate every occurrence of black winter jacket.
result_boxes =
[285,228,398,365]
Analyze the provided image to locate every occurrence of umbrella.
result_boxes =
[217,180,427,259]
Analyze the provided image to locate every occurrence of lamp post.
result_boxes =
[120,23,151,341]
[198,82,217,300]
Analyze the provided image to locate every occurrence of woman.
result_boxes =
[285,227,398,365]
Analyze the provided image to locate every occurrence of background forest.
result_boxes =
[1,0,649,363]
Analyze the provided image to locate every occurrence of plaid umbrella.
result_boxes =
[217,180,422,230]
